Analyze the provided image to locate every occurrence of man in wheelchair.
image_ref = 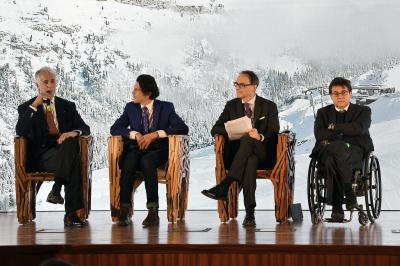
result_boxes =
[310,77,374,222]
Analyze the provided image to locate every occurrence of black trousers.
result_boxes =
[119,141,168,209]
[228,135,267,211]
[316,140,363,206]
[37,138,83,213]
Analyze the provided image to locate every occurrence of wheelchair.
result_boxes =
[307,151,382,225]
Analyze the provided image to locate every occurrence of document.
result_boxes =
[224,116,252,140]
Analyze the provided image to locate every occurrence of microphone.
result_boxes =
[43,95,52,111]
[43,98,50,105]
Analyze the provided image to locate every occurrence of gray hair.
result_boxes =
[35,67,57,83]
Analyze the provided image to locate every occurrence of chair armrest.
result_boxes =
[108,136,124,176]
[166,135,190,180]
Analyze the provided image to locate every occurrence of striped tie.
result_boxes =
[142,106,149,134]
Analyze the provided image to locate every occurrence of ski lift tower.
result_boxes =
[303,85,327,118]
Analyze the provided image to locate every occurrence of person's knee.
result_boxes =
[59,137,79,150]
[140,157,157,172]
[247,155,258,167]
[240,135,253,143]
[326,141,347,154]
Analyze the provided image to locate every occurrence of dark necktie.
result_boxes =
[45,103,59,136]
[244,103,252,118]
[142,106,149,134]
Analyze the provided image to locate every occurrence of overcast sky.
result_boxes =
[209,0,400,69]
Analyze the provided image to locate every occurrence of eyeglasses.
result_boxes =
[233,82,253,89]
[331,90,350,97]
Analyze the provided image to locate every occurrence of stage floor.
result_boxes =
[1,210,400,265]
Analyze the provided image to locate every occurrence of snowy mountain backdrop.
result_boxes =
[1,0,400,211]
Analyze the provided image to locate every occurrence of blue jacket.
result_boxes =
[110,100,188,136]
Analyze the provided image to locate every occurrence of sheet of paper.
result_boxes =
[224,116,252,140]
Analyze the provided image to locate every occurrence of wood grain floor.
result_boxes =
[1,210,400,266]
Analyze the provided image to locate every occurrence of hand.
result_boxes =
[31,92,53,108]
[57,131,79,144]
[328,123,335,130]
[249,128,261,141]
[137,132,158,150]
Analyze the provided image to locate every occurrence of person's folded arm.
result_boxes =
[334,107,371,137]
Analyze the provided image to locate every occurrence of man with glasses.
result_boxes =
[310,77,374,222]
[202,70,280,226]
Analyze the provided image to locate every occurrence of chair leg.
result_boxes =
[178,176,188,220]
[30,181,37,221]
[228,182,239,219]
[166,178,179,223]
[216,174,229,223]
[16,179,25,224]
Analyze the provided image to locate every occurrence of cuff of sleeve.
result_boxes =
[156,130,167,138]
[29,105,37,112]
[129,131,139,140]
[74,130,82,136]
[260,134,265,142]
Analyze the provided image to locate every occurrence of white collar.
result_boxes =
[141,100,154,111]
[241,95,256,105]
[335,104,350,112]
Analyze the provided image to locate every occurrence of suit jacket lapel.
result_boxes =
[151,100,160,131]
[345,103,357,123]
[134,103,143,132]
[328,105,336,124]
[37,104,48,133]
[235,98,244,118]
[54,97,64,133]
[253,95,262,121]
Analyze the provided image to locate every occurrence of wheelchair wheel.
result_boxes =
[307,158,326,224]
[364,153,382,221]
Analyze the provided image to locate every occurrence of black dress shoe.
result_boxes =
[142,209,159,227]
[242,211,256,227]
[64,212,88,227]
[118,207,132,226]
[331,206,344,222]
[47,189,64,205]
[201,184,228,201]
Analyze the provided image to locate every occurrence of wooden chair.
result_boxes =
[108,135,190,223]
[214,132,296,223]
[14,136,93,224]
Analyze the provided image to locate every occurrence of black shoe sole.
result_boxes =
[242,221,256,227]
[117,220,132,226]
[201,190,228,201]
[47,199,64,205]
[64,222,87,227]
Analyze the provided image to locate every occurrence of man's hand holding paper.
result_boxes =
[224,116,252,140]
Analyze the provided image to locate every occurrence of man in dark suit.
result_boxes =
[311,77,374,222]
[110,74,189,226]
[202,70,280,226]
[16,67,90,226]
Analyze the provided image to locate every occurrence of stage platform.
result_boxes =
[1,210,400,266]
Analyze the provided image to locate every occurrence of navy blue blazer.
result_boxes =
[110,100,188,137]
